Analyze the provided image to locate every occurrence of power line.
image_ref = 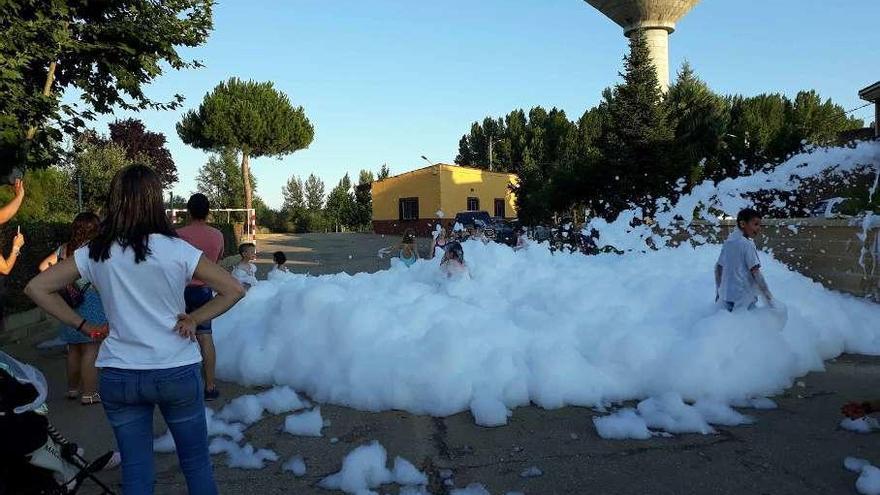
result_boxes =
[846,102,872,114]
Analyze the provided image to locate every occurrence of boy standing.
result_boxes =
[715,208,774,311]
[177,193,225,400]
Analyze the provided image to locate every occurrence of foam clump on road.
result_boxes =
[214,141,880,427]
[593,393,756,439]
[216,385,306,425]
[209,437,278,469]
[283,407,324,437]
[841,416,880,433]
[846,457,880,495]
[319,441,428,494]
[282,455,307,477]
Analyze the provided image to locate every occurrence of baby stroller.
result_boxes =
[0,350,117,495]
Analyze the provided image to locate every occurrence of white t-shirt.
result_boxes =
[74,235,203,370]
[716,229,761,307]
[232,262,259,287]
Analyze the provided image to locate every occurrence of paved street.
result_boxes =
[6,233,878,494]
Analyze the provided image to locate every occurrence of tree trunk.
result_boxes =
[241,152,253,211]
[26,61,58,140]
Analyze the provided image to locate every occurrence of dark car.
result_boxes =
[491,217,517,246]
[455,211,523,245]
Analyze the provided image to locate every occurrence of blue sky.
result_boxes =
[90,0,880,209]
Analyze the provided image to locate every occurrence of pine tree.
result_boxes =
[304,173,325,210]
[598,29,674,215]
[282,175,305,211]
[354,170,374,229]
[666,61,729,186]
[376,164,391,180]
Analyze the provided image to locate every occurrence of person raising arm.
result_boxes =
[0,230,24,275]
[0,179,24,225]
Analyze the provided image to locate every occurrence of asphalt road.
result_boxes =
[6,233,878,495]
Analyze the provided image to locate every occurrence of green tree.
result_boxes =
[597,30,674,215]
[665,62,730,185]
[69,140,131,213]
[325,173,355,232]
[353,169,374,229]
[304,173,325,211]
[177,78,314,211]
[282,175,305,211]
[376,164,391,180]
[0,167,76,221]
[0,0,213,172]
[195,150,257,209]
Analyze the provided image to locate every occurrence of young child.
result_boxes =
[232,242,259,290]
[715,208,774,311]
[271,251,290,275]
[379,229,420,267]
[440,241,468,278]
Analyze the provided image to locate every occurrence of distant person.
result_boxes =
[379,229,420,267]
[440,241,468,278]
[25,165,244,494]
[270,251,289,275]
[715,208,774,311]
[0,178,24,332]
[232,243,259,289]
[514,226,528,251]
[177,193,226,401]
[38,212,103,405]
[430,226,449,259]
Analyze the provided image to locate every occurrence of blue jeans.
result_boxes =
[100,364,217,495]
[184,286,215,334]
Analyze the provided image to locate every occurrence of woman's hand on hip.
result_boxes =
[175,314,197,341]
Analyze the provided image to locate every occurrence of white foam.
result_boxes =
[283,407,324,437]
[319,441,393,493]
[393,456,428,486]
[209,437,278,469]
[282,455,307,477]
[216,386,306,425]
[858,465,880,495]
[593,408,651,440]
[841,416,880,433]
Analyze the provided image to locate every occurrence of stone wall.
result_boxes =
[693,218,880,299]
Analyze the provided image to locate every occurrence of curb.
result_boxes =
[1,307,58,346]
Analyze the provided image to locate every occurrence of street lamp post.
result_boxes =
[421,155,434,165]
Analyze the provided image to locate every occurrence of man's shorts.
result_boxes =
[184,286,214,334]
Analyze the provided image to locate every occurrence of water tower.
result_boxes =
[584,0,701,91]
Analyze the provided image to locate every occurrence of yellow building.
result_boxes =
[371,164,518,235]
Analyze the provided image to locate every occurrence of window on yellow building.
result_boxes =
[467,197,479,211]
[494,199,505,218]
[399,197,419,220]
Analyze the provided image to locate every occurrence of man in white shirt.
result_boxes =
[715,208,774,311]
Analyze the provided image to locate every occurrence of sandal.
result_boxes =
[65,389,79,400]
[80,393,101,405]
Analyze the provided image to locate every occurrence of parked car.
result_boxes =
[453,211,496,240]
[490,217,517,246]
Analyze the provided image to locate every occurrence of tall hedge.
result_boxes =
[0,222,240,315]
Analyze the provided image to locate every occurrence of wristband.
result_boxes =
[77,319,87,333]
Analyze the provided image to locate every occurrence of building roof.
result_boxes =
[374,163,518,183]
[860,81,880,102]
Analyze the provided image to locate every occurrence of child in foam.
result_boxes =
[440,241,468,278]
[232,243,259,290]
[430,226,449,259]
[714,208,775,311]
[379,229,420,267]
[271,251,290,275]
